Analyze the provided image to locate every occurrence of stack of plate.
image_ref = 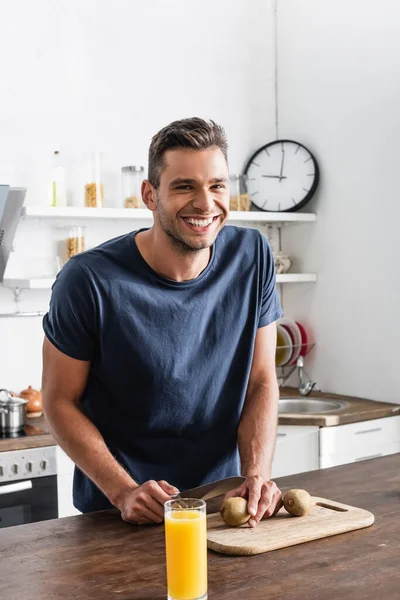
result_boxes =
[275,318,309,367]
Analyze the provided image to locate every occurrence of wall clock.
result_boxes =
[243,140,319,212]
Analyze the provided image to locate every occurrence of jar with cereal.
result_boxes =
[85,152,104,208]
[121,166,145,208]
[229,174,250,211]
[66,226,86,259]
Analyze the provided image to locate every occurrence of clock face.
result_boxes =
[244,140,319,212]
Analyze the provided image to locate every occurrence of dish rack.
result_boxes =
[275,342,315,388]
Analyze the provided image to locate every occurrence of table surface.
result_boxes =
[0,454,399,600]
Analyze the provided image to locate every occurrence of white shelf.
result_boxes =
[276,273,317,283]
[21,206,316,223]
[2,278,55,289]
[2,273,317,289]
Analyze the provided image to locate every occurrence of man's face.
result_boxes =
[154,148,229,252]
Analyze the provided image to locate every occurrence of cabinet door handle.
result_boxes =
[0,481,33,495]
[277,433,287,437]
[355,427,382,435]
[354,453,382,462]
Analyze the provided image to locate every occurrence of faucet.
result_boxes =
[297,356,319,396]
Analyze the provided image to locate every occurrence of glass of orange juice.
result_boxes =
[164,498,207,600]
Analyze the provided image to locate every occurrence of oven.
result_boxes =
[0,446,58,528]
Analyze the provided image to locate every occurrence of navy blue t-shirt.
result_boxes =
[43,226,282,513]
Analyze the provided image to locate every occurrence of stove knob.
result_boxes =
[0,465,3,477]
[26,461,33,472]
[12,463,19,474]
[40,459,48,471]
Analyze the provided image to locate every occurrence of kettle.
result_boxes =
[18,385,43,418]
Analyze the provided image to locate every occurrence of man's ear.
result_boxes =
[141,180,157,211]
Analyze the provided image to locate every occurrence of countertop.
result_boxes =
[0,414,56,452]
[278,386,400,426]
[1,388,399,453]
[0,455,399,600]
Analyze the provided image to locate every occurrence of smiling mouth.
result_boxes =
[181,215,221,231]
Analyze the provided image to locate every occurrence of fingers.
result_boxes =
[122,506,160,525]
[158,480,180,496]
[120,479,179,525]
[248,481,282,528]
[262,484,282,518]
[249,486,272,527]
[247,476,263,522]
[272,494,284,516]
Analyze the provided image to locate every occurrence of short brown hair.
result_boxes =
[148,117,228,188]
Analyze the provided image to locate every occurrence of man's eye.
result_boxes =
[212,184,225,189]
[176,185,192,190]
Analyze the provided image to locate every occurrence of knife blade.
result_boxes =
[172,476,246,502]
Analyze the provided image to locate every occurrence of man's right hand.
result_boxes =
[117,479,179,525]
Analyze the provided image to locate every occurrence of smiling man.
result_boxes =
[42,117,283,527]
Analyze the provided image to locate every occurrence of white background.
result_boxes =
[278,0,400,403]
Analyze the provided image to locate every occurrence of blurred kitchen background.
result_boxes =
[1,0,399,406]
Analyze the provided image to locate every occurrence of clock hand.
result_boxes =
[262,175,287,179]
[279,148,285,182]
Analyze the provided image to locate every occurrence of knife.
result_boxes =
[171,476,246,502]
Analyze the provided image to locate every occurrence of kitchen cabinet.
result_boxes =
[56,447,80,518]
[271,425,319,478]
[319,415,400,468]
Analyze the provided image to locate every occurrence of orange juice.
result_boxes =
[165,503,207,600]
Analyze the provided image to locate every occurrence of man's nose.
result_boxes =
[191,188,215,212]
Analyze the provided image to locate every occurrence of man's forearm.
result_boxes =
[237,379,279,481]
[44,398,138,508]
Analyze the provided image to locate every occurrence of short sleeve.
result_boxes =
[43,257,97,360]
[258,234,283,328]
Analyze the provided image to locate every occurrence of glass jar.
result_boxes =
[49,150,67,207]
[121,166,145,208]
[84,152,104,208]
[229,174,250,211]
[66,226,86,259]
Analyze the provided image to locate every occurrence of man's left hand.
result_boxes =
[223,475,283,528]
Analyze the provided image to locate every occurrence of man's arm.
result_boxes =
[238,321,279,480]
[225,322,282,527]
[42,337,178,524]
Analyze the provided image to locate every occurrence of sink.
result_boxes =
[279,397,349,414]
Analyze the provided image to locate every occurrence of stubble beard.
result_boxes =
[156,194,221,255]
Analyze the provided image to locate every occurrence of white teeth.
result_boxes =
[185,217,214,227]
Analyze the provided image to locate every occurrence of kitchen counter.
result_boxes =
[0,455,398,600]
[279,386,400,426]
[0,414,56,452]
[2,389,397,453]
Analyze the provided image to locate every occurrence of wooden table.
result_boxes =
[0,455,399,600]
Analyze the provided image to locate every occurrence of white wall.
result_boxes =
[0,0,276,390]
[278,0,400,403]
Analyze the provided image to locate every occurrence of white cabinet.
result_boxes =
[56,447,81,517]
[319,415,400,468]
[271,425,319,478]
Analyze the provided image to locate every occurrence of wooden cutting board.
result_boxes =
[207,496,374,556]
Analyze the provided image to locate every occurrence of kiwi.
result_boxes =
[283,489,312,517]
[220,497,251,527]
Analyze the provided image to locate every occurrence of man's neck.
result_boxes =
[135,228,211,282]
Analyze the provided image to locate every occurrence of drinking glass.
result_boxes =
[164,498,207,600]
